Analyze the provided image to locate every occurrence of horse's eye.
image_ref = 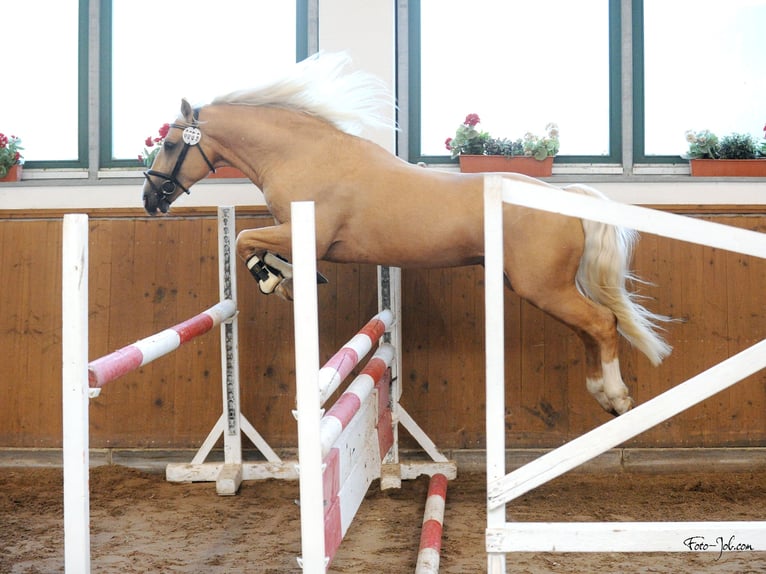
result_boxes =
[163,140,176,151]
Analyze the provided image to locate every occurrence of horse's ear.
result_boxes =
[181,99,194,123]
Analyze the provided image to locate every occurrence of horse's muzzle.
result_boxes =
[142,175,175,215]
[142,186,172,215]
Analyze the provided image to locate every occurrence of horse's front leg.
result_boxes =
[236,223,328,300]
[236,224,296,299]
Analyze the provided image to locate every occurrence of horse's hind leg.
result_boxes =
[517,281,631,415]
[541,287,632,415]
[505,236,632,415]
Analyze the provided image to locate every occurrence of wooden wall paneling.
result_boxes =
[665,238,710,445]
[137,217,179,445]
[400,266,481,449]
[13,220,64,446]
[2,208,766,452]
[556,311,591,441]
[502,278,524,449]
[0,220,58,446]
[35,220,65,444]
[168,218,221,445]
[91,220,159,446]
[0,220,20,444]
[2,220,30,445]
[400,268,434,449]
[443,265,484,449]
[622,231,676,447]
[721,217,766,444]
[234,215,298,449]
[542,313,573,441]
[517,298,549,444]
[415,268,453,446]
[697,238,736,446]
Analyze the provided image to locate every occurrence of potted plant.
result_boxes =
[684,125,766,177]
[139,123,245,179]
[0,133,24,182]
[444,114,559,176]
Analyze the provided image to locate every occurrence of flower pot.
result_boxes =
[0,164,22,182]
[689,159,766,177]
[458,155,554,177]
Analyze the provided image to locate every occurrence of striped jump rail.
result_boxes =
[416,473,448,574]
[317,309,394,405]
[319,343,395,457]
[87,299,237,388]
[320,342,396,565]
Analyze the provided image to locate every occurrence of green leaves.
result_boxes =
[446,117,559,160]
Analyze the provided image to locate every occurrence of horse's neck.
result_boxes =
[205,105,371,212]
[207,105,338,170]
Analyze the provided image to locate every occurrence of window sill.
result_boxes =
[1,166,764,211]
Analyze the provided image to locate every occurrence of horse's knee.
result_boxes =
[236,229,259,260]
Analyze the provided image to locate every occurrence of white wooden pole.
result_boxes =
[488,337,766,509]
[292,201,328,572]
[484,176,507,574]
[62,214,91,573]
[502,183,766,257]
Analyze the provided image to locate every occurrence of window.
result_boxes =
[0,1,305,172]
[410,0,619,163]
[636,0,766,159]
[105,0,302,166]
[0,0,85,166]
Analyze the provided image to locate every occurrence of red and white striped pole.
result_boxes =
[415,473,448,574]
[319,343,395,457]
[317,309,394,405]
[87,299,236,388]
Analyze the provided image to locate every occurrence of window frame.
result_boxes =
[631,0,765,164]
[406,0,623,166]
[98,0,309,170]
[631,0,681,165]
[19,0,89,171]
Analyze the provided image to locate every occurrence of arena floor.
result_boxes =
[2,466,766,573]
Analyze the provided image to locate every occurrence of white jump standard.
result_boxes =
[62,206,288,573]
[290,200,455,572]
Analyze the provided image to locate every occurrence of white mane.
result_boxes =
[211,52,395,137]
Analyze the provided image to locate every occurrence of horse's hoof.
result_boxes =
[609,396,634,416]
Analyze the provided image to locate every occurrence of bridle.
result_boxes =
[143,108,216,200]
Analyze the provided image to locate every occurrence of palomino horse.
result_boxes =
[142,52,670,416]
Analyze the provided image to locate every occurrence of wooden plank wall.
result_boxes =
[0,208,764,450]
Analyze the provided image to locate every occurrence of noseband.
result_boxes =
[143,108,216,199]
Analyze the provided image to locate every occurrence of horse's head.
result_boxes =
[142,98,217,214]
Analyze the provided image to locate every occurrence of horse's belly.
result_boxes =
[324,224,483,268]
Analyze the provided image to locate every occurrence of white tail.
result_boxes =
[566,184,672,366]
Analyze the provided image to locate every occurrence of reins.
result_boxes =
[143,108,216,200]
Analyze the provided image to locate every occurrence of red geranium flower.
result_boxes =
[158,123,170,139]
[445,137,453,150]
[145,136,154,147]
[464,113,481,127]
